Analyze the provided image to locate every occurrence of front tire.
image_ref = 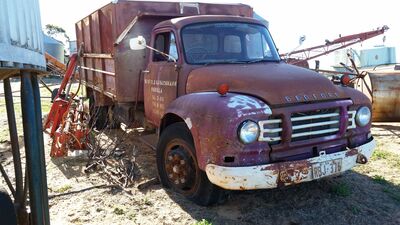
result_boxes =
[156,122,222,206]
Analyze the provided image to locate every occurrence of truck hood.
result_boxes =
[186,62,350,106]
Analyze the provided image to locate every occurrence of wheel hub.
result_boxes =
[165,147,195,189]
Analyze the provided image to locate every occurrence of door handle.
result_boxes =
[142,70,150,74]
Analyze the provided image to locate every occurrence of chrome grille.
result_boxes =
[258,118,282,143]
[259,109,357,143]
[291,109,340,142]
[347,110,356,129]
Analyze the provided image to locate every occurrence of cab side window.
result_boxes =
[153,32,178,62]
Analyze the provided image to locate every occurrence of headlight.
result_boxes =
[355,106,371,127]
[238,120,260,144]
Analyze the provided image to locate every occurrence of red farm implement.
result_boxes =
[43,52,89,157]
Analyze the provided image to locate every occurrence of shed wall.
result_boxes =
[0,0,45,68]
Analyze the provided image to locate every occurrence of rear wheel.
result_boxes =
[156,122,222,206]
[88,94,119,130]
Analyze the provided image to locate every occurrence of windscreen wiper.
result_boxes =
[245,58,280,64]
[203,60,246,66]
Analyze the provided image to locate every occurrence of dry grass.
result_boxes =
[54,184,73,193]
[371,148,400,169]
[0,78,55,142]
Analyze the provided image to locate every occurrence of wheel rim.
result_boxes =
[164,139,198,194]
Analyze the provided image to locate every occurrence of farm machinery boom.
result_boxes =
[281,26,389,67]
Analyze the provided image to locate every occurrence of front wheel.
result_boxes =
[156,122,222,206]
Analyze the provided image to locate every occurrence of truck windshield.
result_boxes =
[181,22,280,64]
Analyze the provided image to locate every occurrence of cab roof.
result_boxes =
[154,15,265,30]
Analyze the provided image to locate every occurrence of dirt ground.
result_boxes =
[0,79,399,225]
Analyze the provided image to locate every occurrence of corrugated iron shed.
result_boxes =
[0,0,46,79]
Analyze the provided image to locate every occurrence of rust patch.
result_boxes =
[262,160,311,187]
[279,166,309,185]
[345,148,358,157]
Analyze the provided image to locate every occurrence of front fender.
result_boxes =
[163,92,272,170]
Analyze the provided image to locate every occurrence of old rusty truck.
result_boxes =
[76,1,376,205]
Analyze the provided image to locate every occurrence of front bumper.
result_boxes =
[205,138,376,190]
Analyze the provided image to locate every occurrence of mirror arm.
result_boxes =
[143,44,177,63]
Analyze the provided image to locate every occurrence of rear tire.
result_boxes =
[156,122,222,206]
[88,95,119,130]
[0,187,17,225]
[93,106,108,130]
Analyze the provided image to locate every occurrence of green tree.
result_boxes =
[44,24,70,42]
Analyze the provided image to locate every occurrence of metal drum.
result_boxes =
[355,68,400,121]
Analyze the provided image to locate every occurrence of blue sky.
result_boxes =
[39,0,399,68]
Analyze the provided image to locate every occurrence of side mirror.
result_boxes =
[129,35,177,63]
[129,36,146,50]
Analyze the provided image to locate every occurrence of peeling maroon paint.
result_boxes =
[345,148,359,157]
[165,92,272,170]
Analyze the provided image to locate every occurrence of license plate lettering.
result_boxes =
[312,159,342,179]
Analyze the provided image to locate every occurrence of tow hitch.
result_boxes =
[356,153,368,164]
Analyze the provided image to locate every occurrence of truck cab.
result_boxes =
[76,1,375,206]
[143,16,280,125]
[137,16,375,205]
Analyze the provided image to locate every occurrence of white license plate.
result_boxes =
[312,159,342,179]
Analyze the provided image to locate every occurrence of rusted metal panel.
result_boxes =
[164,92,272,170]
[205,138,375,190]
[144,60,179,125]
[0,0,45,79]
[186,62,350,106]
[90,12,102,54]
[99,5,115,54]
[355,70,400,121]
[104,59,116,94]
[76,0,253,104]
[198,3,252,17]
[115,16,167,103]
[189,64,371,161]
[82,17,94,84]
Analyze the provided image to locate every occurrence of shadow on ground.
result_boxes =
[372,123,400,139]
[163,171,400,225]
[50,156,89,179]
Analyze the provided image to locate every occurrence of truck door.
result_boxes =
[144,31,180,126]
